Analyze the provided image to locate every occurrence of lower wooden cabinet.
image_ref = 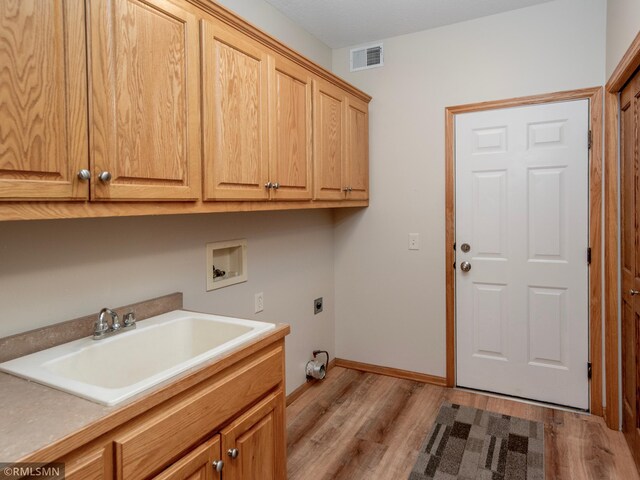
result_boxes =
[153,436,222,480]
[154,392,285,480]
[63,447,109,480]
[221,393,285,480]
[52,338,287,480]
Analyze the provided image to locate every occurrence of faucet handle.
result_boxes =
[123,312,136,327]
[110,312,122,331]
[93,317,110,336]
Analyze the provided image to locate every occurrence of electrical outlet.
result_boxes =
[255,292,264,313]
[409,233,420,250]
[314,297,323,314]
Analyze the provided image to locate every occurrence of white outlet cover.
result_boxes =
[408,233,420,250]
[255,292,264,313]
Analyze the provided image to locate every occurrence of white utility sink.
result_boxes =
[0,310,275,406]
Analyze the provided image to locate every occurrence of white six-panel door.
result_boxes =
[455,100,589,409]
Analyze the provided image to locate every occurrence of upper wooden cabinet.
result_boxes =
[202,18,270,201]
[87,0,201,201]
[313,82,369,201]
[0,0,370,218]
[269,55,313,200]
[0,0,88,200]
[201,24,313,202]
[313,79,347,200]
[345,95,369,201]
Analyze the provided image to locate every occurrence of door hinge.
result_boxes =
[588,130,592,150]
[588,362,592,380]
[587,247,592,265]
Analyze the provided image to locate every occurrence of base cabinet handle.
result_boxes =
[227,448,239,459]
[212,460,224,472]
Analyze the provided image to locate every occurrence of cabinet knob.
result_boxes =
[98,171,112,182]
[272,182,280,190]
[265,182,272,189]
[212,460,224,472]
[631,290,640,296]
[77,169,91,181]
[342,187,349,192]
[227,448,239,459]
[348,186,353,192]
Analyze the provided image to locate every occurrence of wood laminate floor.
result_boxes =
[286,366,639,480]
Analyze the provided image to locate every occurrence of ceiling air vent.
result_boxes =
[350,43,383,72]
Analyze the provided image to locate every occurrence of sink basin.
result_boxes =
[0,310,275,406]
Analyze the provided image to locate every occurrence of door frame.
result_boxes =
[604,31,640,430]
[445,87,604,415]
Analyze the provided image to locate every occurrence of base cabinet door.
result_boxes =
[61,447,109,480]
[221,393,285,480]
[0,0,89,200]
[87,0,201,201]
[153,436,223,480]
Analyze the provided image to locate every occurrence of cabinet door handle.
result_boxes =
[272,182,280,190]
[212,460,224,472]
[98,171,112,182]
[631,290,640,296]
[265,182,272,189]
[227,448,239,459]
[77,169,91,181]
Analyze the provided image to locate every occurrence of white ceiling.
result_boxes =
[262,0,554,49]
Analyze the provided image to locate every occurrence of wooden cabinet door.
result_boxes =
[153,436,222,480]
[0,0,88,200]
[221,392,285,480]
[345,96,369,200]
[202,19,270,201]
[61,446,109,480]
[87,0,201,201]
[313,79,347,200]
[269,56,312,200]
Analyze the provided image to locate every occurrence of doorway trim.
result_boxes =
[604,31,640,430]
[445,87,604,416]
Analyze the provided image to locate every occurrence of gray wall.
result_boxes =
[332,0,607,377]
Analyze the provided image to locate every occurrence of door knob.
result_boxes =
[77,169,91,181]
[98,171,112,182]
[227,448,239,459]
[212,460,224,472]
[631,290,640,296]
[460,261,471,272]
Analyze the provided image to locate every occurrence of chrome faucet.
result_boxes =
[93,308,136,340]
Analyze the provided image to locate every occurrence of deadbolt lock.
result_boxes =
[461,243,471,253]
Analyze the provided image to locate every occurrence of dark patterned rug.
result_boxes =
[409,402,544,480]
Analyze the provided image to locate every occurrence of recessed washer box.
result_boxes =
[206,239,247,291]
